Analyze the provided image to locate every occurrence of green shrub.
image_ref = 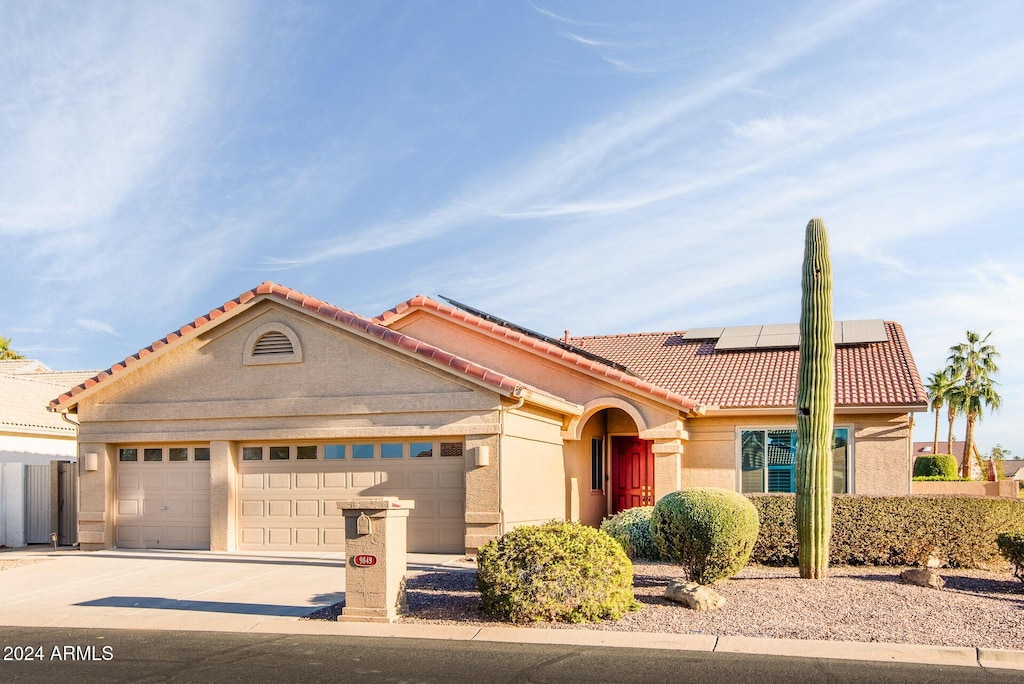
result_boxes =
[600,506,660,561]
[913,454,959,479]
[748,494,1024,568]
[997,532,1024,581]
[476,521,640,623]
[651,488,760,585]
[912,475,971,481]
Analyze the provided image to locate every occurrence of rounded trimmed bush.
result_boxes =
[600,506,660,561]
[476,521,640,623]
[651,488,760,585]
[997,532,1024,582]
[913,454,959,479]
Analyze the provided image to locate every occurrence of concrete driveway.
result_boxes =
[0,546,462,632]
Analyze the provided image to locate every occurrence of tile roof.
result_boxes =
[376,296,703,414]
[568,322,926,410]
[49,282,570,412]
[1,366,97,435]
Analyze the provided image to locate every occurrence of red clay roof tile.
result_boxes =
[49,282,557,411]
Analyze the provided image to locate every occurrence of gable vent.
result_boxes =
[253,331,294,356]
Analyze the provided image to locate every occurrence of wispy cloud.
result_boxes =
[76,318,119,337]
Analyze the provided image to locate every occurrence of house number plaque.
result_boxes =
[352,554,377,567]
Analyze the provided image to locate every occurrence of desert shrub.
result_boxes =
[650,488,760,585]
[996,532,1024,582]
[748,494,1024,568]
[600,506,660,561]
[913,454,959,479]
[476,521,640,623]
[912,475,971,481]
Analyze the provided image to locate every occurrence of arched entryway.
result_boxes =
[569,404,652,526]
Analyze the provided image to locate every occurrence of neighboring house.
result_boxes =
[49,282,927,554]
[912,441,983,480]
[1,361,95,547]
[1003,460,1024,481]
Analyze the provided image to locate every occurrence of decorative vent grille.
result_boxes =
[253,331,294,356]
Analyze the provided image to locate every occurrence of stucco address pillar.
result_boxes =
[78,442,115,551]
[209,440,236,551]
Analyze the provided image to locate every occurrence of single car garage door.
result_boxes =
[115,446,211,549]
[237,440,465,553]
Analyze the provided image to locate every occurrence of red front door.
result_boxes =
[612,437,654,513]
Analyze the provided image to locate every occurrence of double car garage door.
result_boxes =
[115,441,466,553]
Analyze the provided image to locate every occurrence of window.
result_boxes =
[297,445,317,460]
[269,446,290,461]
[119,448,138,462]
[740,427,850,494]
[242,446,263,461]
[194,447,211,462]
[352,444,374,459]
[411,442,433,458]
[591,438,605,491]
[440,442,464,458]
[169,448,188,462]
[381,444,403,459]
[324,445,346,460]
[144,448,163,462]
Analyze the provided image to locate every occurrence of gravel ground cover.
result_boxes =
[0,559,43,572]
[310,561,1024,650]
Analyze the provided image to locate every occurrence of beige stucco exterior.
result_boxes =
[64,289,922,554]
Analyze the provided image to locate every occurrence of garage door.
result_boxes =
[237,441,465,553]
[115,446,211,549]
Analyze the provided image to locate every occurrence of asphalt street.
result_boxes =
[2,627,1021,684]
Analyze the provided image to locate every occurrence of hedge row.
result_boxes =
[748,494,1024,569]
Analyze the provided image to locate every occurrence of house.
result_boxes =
[1,360,94,547]
[1003,460,1024,481]
[49,282,927,554]
[912,441,983,480]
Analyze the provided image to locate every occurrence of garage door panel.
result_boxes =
[269,473,291,489]
[324,528,345,545]
[241,500,264,517]
[438,471,463,489]
[268,528,291,545]
[295,500,319,517]
[351,471,375,488]
[439,499,463,518]
[193,500,210,518]
[164,500,189,517]
[324,472,346,487]
[142,474,165,489]
[241,527,265,545]
[118,499,140,517]
[166,473,190,490]
[408,471,435,488]
[118,473,141,490]
[295,528,319,545]
[296,472,319,488]
[241,473,264,489]
[193,474,210,490]
[116,525,139,544]
[268,500,291,517]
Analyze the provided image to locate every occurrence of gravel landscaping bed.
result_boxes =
[309,561,1024,650]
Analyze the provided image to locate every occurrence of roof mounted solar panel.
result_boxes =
[681,327,724,340]
[437,295,641,378]
[840,320,888,344]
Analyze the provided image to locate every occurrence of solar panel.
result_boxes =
[682,320,888,351]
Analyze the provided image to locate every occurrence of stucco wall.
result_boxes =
[683,412,913,495]
[566,412,610,528]
[499,407,566,530]
[0,433,77,463]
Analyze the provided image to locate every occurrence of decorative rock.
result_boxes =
[926,555,943,569]
[664,579,727,611]
[900,568,945,590]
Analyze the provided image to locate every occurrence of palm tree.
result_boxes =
[947,331,1001,478]
[948,330,999,384]
[0,336,25,360]
[925,369,957,455]
[949,378,1003,478]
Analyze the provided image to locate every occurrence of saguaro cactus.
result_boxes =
[796,217,835,580]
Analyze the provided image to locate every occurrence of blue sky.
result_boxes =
[2,1,1022,456]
